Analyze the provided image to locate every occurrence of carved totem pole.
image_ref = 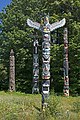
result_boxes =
[27,15,66,108]
[32,39,39,93]
[63,28,69,96]
[9,49,15,91]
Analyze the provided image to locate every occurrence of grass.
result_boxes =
[0,91,41,120]
[0,91,80,120]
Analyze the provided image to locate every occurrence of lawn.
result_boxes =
[0,91,80,120]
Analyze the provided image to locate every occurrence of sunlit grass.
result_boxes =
[0,91,41,120]
[0,91,80,120]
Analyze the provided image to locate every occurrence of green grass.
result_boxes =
[0,91,41,120]
[0,91,80,120]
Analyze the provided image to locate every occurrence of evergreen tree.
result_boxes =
[0,0,80,94]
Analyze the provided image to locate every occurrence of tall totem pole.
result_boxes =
[32,38,39,93]
[9,49,15,91]
[63,28,69,96]
[27,15,66,108]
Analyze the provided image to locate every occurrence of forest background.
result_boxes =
[0,0,80,95]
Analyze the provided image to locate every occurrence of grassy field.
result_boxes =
[0,91,80,120]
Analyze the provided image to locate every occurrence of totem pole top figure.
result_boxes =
[27,14,66,33]
[40,15,50,33]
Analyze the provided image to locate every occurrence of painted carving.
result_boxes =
[9,49,15,91]
[27,15,66,107]
[32,39,39,93]
[63,28,69,96]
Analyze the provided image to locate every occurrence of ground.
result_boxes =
[0,91,80,120]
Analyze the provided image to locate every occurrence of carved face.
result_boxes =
[43,33,50,41]
[42,55,50,63]
[42,63,50,77]
[44,16,49,25]
[42,42,50,49]
[43,63,50,71]
[33,55,38,63]
[33,66,39,74]
[43,53,50,62]
[33,76,39,82]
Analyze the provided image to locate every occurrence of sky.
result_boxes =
[0,0,12,12]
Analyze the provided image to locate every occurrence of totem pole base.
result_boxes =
[32,87,39,94]
[32,83,39,94]
[42,102,48,110]
[63,89,69,96]
[42,92,49,110]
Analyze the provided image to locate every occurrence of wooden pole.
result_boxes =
[32,39,39,93]
[27,15,66,109]
[9,49,15,91]
[63,28,69,96]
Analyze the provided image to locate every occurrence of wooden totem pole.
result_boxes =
[63,28,69,96]
[27,15,66,108]
[9,49,15,91]
[32,39,39,93]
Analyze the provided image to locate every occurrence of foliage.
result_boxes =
[0,0,80,94]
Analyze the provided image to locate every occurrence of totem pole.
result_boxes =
[9,49,15,91]
[32,38,39,93]
[63,28,69,96]
[27,15,66,108]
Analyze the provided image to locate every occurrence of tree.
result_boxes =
[0,0,80,94]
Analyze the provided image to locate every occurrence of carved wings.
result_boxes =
[27,18,66,32]
[27,19,40,30]
[50,18,66,32]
